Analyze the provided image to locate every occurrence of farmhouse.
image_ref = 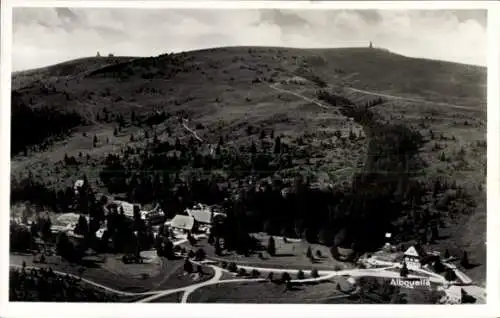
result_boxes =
[113,200,140,218]
[170,214,196,232]
[337,246,355,260]
[50,213,87,235]
[140,204,165,225]
[403,246,421,270]
[186,203,212,224]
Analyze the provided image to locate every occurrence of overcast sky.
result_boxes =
[12,8,487,71]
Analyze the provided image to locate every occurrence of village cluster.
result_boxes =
[32,179,226,242]
[10,180,482,305]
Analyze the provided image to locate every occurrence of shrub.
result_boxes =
[238,268,247,276]
[306,246,312,259]
[228,262,238,272]
[215,240,222,256]
[188,233,197,246]
[194,248,206,261]
[445,268,457,281]
[433,259,445,273]
[400,262,409,278]
[251,269,260,278]
[268,272,274,281]
[267,236,276,256]
[444,249,450,259]
[188,250,195,259]
[315,250,322,258]
[297,270,305,280]
[281,272,291,283]
[221,261,228,269]
[311,268,319,278]
[184,259,193,273]
[460,251,470,268]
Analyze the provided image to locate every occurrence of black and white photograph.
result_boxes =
[2,1,497,314]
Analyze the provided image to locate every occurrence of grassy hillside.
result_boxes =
[10,46,487,284]
[12,56,138,90]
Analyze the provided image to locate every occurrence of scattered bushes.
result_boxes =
[10,267,118,302]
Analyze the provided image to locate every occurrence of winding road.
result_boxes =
[269,83,332,110]
[345,87,480,112]
[270,82,480,113]
[8,255,451,304]
[136,264,224,303]
[182,119,203,142]
[10,264,159,297]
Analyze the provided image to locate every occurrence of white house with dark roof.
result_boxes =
[140,204,165,225]
[403,246,421,270]
[170,214,196,232]
[74,179,84,194]
[113,200,140,218]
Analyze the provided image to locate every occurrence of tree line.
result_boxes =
[11,92,84,156]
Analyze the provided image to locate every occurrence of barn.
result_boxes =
[170,214,196,232]
[403,246,422,270]
[113,200,140,218]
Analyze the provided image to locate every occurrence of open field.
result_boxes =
[187,280,360,304]
[179,234,353,271]
[9,268,123,302]
[10,252,215,294]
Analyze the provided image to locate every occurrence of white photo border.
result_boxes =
[1,1,498,318]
